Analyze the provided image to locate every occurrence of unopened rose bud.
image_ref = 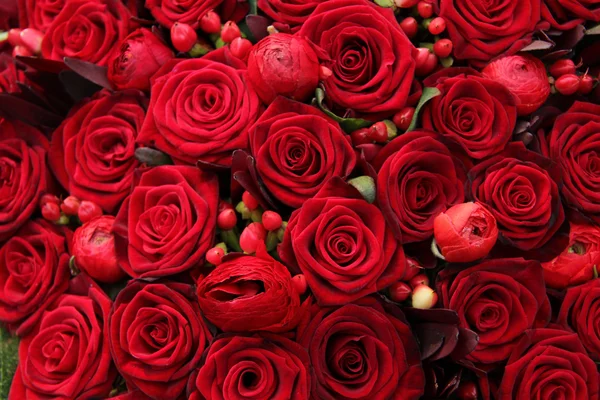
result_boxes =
[292,274,307,294]
[399,17,418,39]
[170,22,197,53]
[61,196,81,216]
[412,284,438,309]
[19,28,43,54]
[433,38,453,59]
[41,202,61,222]
[221,21,241,43]
[240,222,267,254]
[393,107,415,131]
[555,74,580,96]
[206,247,225,266]
[199,10,221,34]
[78,200,102,223]
[409,273,429,288]
[549,59,576,78]
[389,282,412,302]
[242,191,259,211]
[217,209,237,230]
[262,211,283,231]
[428,17,446,35]
[230,37,253,60]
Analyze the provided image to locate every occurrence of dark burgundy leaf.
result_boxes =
[245,15,271,42]
[0,93,63,127]
[64,57,113,90]
[450,328,479,361]
[15,56,68,73]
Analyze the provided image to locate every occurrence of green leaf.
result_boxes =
[586,24,600,35]
[249,0,258,15]
[315,88,372,133]
[134,147,173,166]
[407,87,441,132]
[374,0,395,7]
[0,328,19,399]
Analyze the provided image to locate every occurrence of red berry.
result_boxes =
[399,17,418,39]
[578,74,594,95]
[405,257,422,280]
[19,28,43,54]
[199,10,221,34]
[351,128,372,146]
[389,282,412,302]
[242,191,259,211]
[12,45,33,57]
[428,17,446,35]
[7,29,22,47]
[417,2,434,18]
[239,222,267,254]
[433,38,453,59]
[412,284,438,309]
[61,196,81,216]
[230,37,252,60]
[206,247,225,266]
[221,21,241,43]
[292,274,308,294]
[262,211,282,231]
[415,47,438,77]
[170,22,197,52]
[41,202,61,222]
[368,121,389,143]
[393,107,415,131]
[217,209,237,230]
[218,200,234,213]
[409,273,430,288]
[555,74,580,96]
[455,382,478,400]
[394,0,419,7]
[40,193,60,207]
[78,201,102,223]
[549,59,576,78]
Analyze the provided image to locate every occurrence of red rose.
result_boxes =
[297,0,416,119]
[49,89,147,214]
[497,329,599,400]
[248,97,356,208]
[18,0,65,32]
[372,130,466,243]
[107,28,174,92]
[197,245,308,332]
[110,281,212,399]
[469,143,565,251]
[437,258,550,365]
[0,118,49,242]
[41,0,133,66]
[144,0,246,29]
[138,48,262,166]
[279,178,407,306]
[296,297,425,400]
[257,0,321,31]
[542,0,600,30]
[0,0,17,31]
[0,220,70,336]
[0,54,28,94]
[191,334,312,400]
[422,68,517,159]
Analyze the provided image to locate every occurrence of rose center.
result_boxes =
[42,331,78,373]
[241,370,260,389]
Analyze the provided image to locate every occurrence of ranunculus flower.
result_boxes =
[440,0,546,63]
[110,281,212,399]
[18,0,65,32]
[0,54,28,94]
[298,0,416,119]
[113,165,218,279]
[422,68,517,159]
[49,89,147,214]
[542,222,600,290]
[497,329,599,399]
[0,118,49,242]
[197,244,308,332]
[279,178,407,306]
[296,296,425,400]
[144,0,246,29]
[248,97,356,208]
[257,0,321,31]
[542,0,600,30]
[138,47,262,166]
[437,258,550,365]
[469,143,564,251]
[433,202,498,263]
[247,34,320,104]
[481,54,550,116]
[372,130,466,243]
[107,28,174,92]
[191,334,311,400]
[41,0,133,66]
[0,220,70,336]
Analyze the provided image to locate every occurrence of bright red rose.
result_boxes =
[0,54,28,94]
[279,178,407,306]
[18,0,65,32]
[107,28,174,92]
[248,97,356,208]
[297,0,416,119]
[137,47,262,166]
[41,0,133,66]
[542,0,600,30]
[422,68,517,159]
[257,0,321,31]
[110,281,212,399]
[372,130,466,243]
[0,118,49,242]
[469,143,565,251]
[497,329,599,400]
[144,0,246,29]
[296,297,425,400]
[49,89,147,214]
[437,258,551,365]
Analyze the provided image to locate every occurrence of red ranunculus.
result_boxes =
[18,0,65,32]
[542,0,600,30]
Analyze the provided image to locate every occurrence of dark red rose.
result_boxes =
[138,47,262,166]
[110,281,211,399]
[107,28,174,92]
[41,0,133,66]
[372,130,466,243]
[297,0,416,119]
[49,89,147,214]
[497,329,599,400]
[191,333,312,400]
[279,178,407,306]
[18,0,65,32]
[0,118,50,242]
[296,296,425,400]
[437,258,550,365]
[0,220,70,336]
[469,143,565,251]
[197,244,308,332]
[542,0,600,30]
[257,0,321,31]
[144,0,246,29]
[422,68,517,159]
[113,165,219,279]
[0,54,28,94]
[8,282,116,399]
[248,97,356,208]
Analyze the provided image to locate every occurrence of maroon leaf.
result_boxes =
[15,56,68,73]
[64,57,113,90]
[0,93,63,127]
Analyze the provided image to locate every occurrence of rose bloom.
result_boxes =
[372,130,466,243]
[41,0,133,66]
[437,258,550,365]
[497,329,599,400]
[257,0,322,31]
[249,97,356,208]
[422,68,517,159]
[113,166,219,279]
[279,178,407,306]
[296,297,425,400]
[0,118,50,242]
[110,281,211,399]
[18,0,65,32]
[0,54,27,94]
[49,89,147,214]
[138,47,262,166]
[433,202,498,263]
[298,0,416,119]
[145,0,246,29]
[542,0,600,30]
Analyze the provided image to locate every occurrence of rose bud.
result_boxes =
[240,222,267,254]
[60,196,81,216]
[549,59,576,78]
[199,10,221,34]
[417,2,434,18]
[221,21,241,43]
[41,202,61,222]
[555,74,580,96]
[393,107,415,131]
[292,274,307,295]
[409,273,429,288]
[72,215,126,283]
[428,17,447,35]
[578,74,594,95]
[247,33,320,104]
[389,281,412,302]
[262,211,282,231]
[433,38,453,59]
[412,284,437,309]
[170,22,197,53]
[399,17,418,39]
[217,208,237,230]
[242,191,259,211]
[206,246,225,266]
[107,28,174,91]
[433,202,498,263]
[230,37,252,60]
[482,54,550,116]
[78,200,102,223]
[19,28,43,54]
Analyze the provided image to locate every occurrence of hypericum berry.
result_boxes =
[40,193,60,207]
[409,273,430,288]
[221,21,241,43]
[412,284,438,309]
[262,211,282,231]
[415,47,438,77]
[61,196,81,216]
[41,202,61,222]
[170,22,197,52]
[199,10,221,34]
[242,191,259,211]
[393,107,415,131]
[7,28,22,46]
[399,17,418,39]
[217,209,237,230]
[417,1,434,18]
[368,121,389,143]
[555,74,580,96]
[206,247,225,266]
[394,0,419,7]
[230,37,253,60]
[549,59,576,78]
[578,74,594,95]
[218,200,234,213]
[389,282,412,302]
[428,17,446,35]
[12,46,33,57]
[433,38,453,59]
[405,257,422,280]
[19,28,43,54]
[239,222,267,254]
[292,274,308,294]
[78,200,102,223]
[455,382,478,400]
[351,128,372,146]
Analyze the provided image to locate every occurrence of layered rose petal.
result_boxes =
[257,0,322,31]
[18,0,65,32]
[542,0,600,30]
